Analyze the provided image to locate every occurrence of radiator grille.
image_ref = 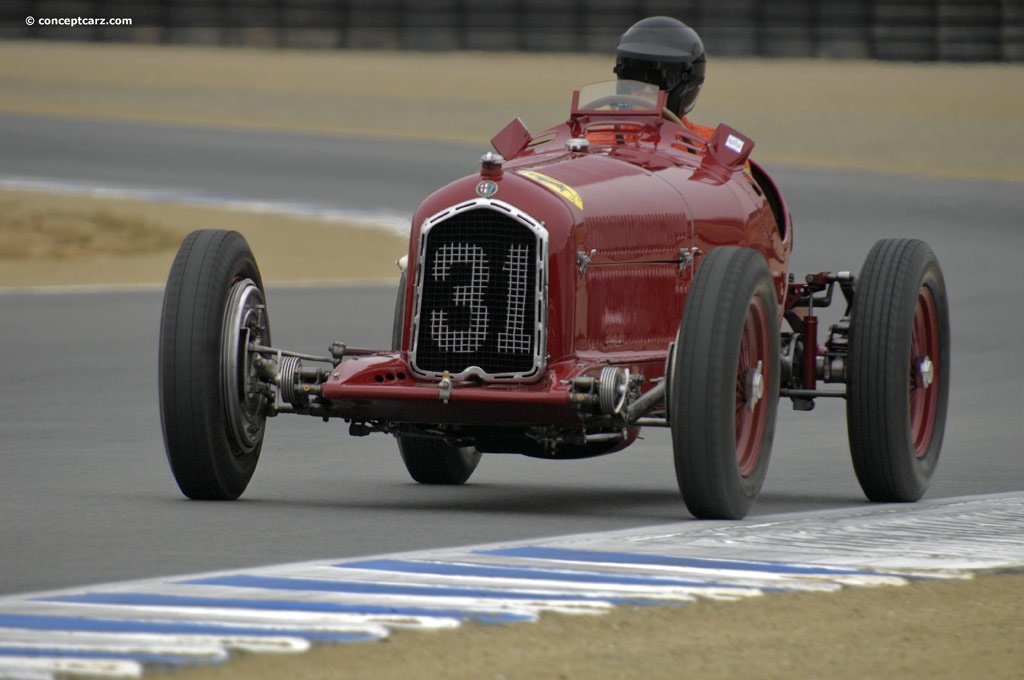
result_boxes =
[411,202,546,381]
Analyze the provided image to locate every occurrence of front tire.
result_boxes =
[670,247,780,519]
[159,230,270,500]
[847,239,949,502]
[398,437,481,485]
[392,271,482,485]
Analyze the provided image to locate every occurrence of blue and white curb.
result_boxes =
[1,492,1022,679]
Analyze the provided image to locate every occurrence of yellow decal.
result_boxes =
[517,169,584,210]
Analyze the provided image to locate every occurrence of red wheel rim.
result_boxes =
[735,296,770,476]
[910,286,940,458]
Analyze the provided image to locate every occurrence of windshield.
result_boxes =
[572,80,665,114]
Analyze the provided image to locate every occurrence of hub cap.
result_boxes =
[222,279,270,454]
[735,297,770,477]
[745,361,765,413]
[910,286,939,459]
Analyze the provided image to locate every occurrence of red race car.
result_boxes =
[159,81,949,519]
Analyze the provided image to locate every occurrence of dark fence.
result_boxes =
[3,0,1021,61]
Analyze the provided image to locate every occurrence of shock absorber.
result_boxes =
[802,313,819,390]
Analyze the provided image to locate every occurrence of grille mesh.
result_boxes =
[414,208,540,378]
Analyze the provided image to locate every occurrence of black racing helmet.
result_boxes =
[613,16,706,116]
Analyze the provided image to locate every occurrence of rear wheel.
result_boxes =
[159,230,270,500]
[847,239,949,502]
[670,247,780,519]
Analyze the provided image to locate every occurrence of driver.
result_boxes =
[613,16,715,140]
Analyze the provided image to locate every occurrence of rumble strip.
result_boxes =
[1,493,1022,679]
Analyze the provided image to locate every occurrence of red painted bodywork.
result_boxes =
[319,86,792,444]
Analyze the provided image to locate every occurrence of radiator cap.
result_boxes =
[480,151,505,179]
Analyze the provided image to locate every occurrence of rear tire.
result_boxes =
[159,230,270,500]
[847,239,949,502]
[670,247,780,519]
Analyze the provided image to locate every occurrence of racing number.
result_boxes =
[430,244,490,353]
[499,244,531,353]
[428,243,533,355]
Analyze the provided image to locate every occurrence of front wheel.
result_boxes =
[847,239,949,502]
[391,270,481,484]
[398,436,481,485]
[159,230,271,500]
[670,247,781,519]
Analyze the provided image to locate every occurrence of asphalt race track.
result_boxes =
[1,116,1022,598]
[0,115,477,218]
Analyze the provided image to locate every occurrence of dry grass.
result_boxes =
[0,188,407,288]
[0,196,181,259]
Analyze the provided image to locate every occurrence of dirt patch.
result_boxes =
[0,193,181,259]
[0,189,407,288]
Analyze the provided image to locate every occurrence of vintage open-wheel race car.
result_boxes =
[158,81,950,520]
